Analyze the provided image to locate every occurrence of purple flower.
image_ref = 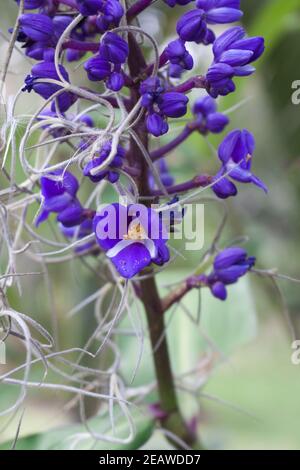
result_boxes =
[164,0,193,7]
[196,0,242,23]
[140,77,188,136]
[146,113,169,137]
[84,55,111,81]
[177,10,212,44]
[22,61,77,112]
[99,32,129,64]
[159,92,189,118]
[165,39,193,77]
[93,203,170,278]
[83,141,125,183]
[25,43,54,61]
[192,95,229,133]
[106,70,124,91]
[212,129,267,198]
[77,0,124,32]
[206,26,265,97]
[84,34,128,91]
[202,246,256,300]
[19,13,54,42]
[36,169,84,227]
[18,0,47,9]
[77,0,103,15]
[84,55,125,91]
[176,0,242,44]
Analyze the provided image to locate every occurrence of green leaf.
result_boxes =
[164,271,257,367]
[249,0,300,57]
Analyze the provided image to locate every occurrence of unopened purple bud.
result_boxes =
[214,247,247,270]
[146,113,169,137]
[57,200,84,227]
[99,33,128,64]
[211,281,227,300]
[84,56,111,81]
[103,0,124,23]
[159,92,188,118]
[20,0,46,9]
[77,0,102,16]
[206,112,229,133]
[177,10,207,43]
[80,114,94,127]
[19,13,54,42]
[106,71,124,91]
[212,174,237,199]
[164,0,192,6]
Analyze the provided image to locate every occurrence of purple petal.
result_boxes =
[111,242,152,278]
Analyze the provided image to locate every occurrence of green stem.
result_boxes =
[139,276,199,448]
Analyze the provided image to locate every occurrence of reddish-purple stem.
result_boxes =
[150,125,195,161]
[126,0,153,20]
[151,174,212,197]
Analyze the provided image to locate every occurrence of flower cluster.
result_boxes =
[36,169,84,227]
[206,26,265,97]
[77,0,124,32]
[165,39,194,78]
[203,247,256,300]
[192,95,229,134]
[83,141,125,184]
[176,0,243,44]
[15,0,266,283]
[140,77,189,136]
[84,32,129,91]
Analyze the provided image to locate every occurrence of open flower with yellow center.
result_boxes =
[93,203,170,278]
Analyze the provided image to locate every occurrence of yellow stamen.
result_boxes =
[123,222,147,241]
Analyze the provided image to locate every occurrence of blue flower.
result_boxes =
[84,56,111,81]
[19,13,54,42]
[84,33,128,91]
[99,32,129,64]
[36,170,84,227]
[206,26,265,97]
[176,0,242,44]
[17,0,47,9]
[78,0,124,33]
[140,77,188,137]
[96,0,124,33]
[165,39,193,78]
[83,141,125,183]
[212,129,268,199]
[77,0,103,15]
[93,203,170,278]
[192,95,229,133]
[164,0,193,7]
[206,246,255,300]
[22,61,77,112]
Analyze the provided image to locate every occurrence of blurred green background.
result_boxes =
[1,0,300,450]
